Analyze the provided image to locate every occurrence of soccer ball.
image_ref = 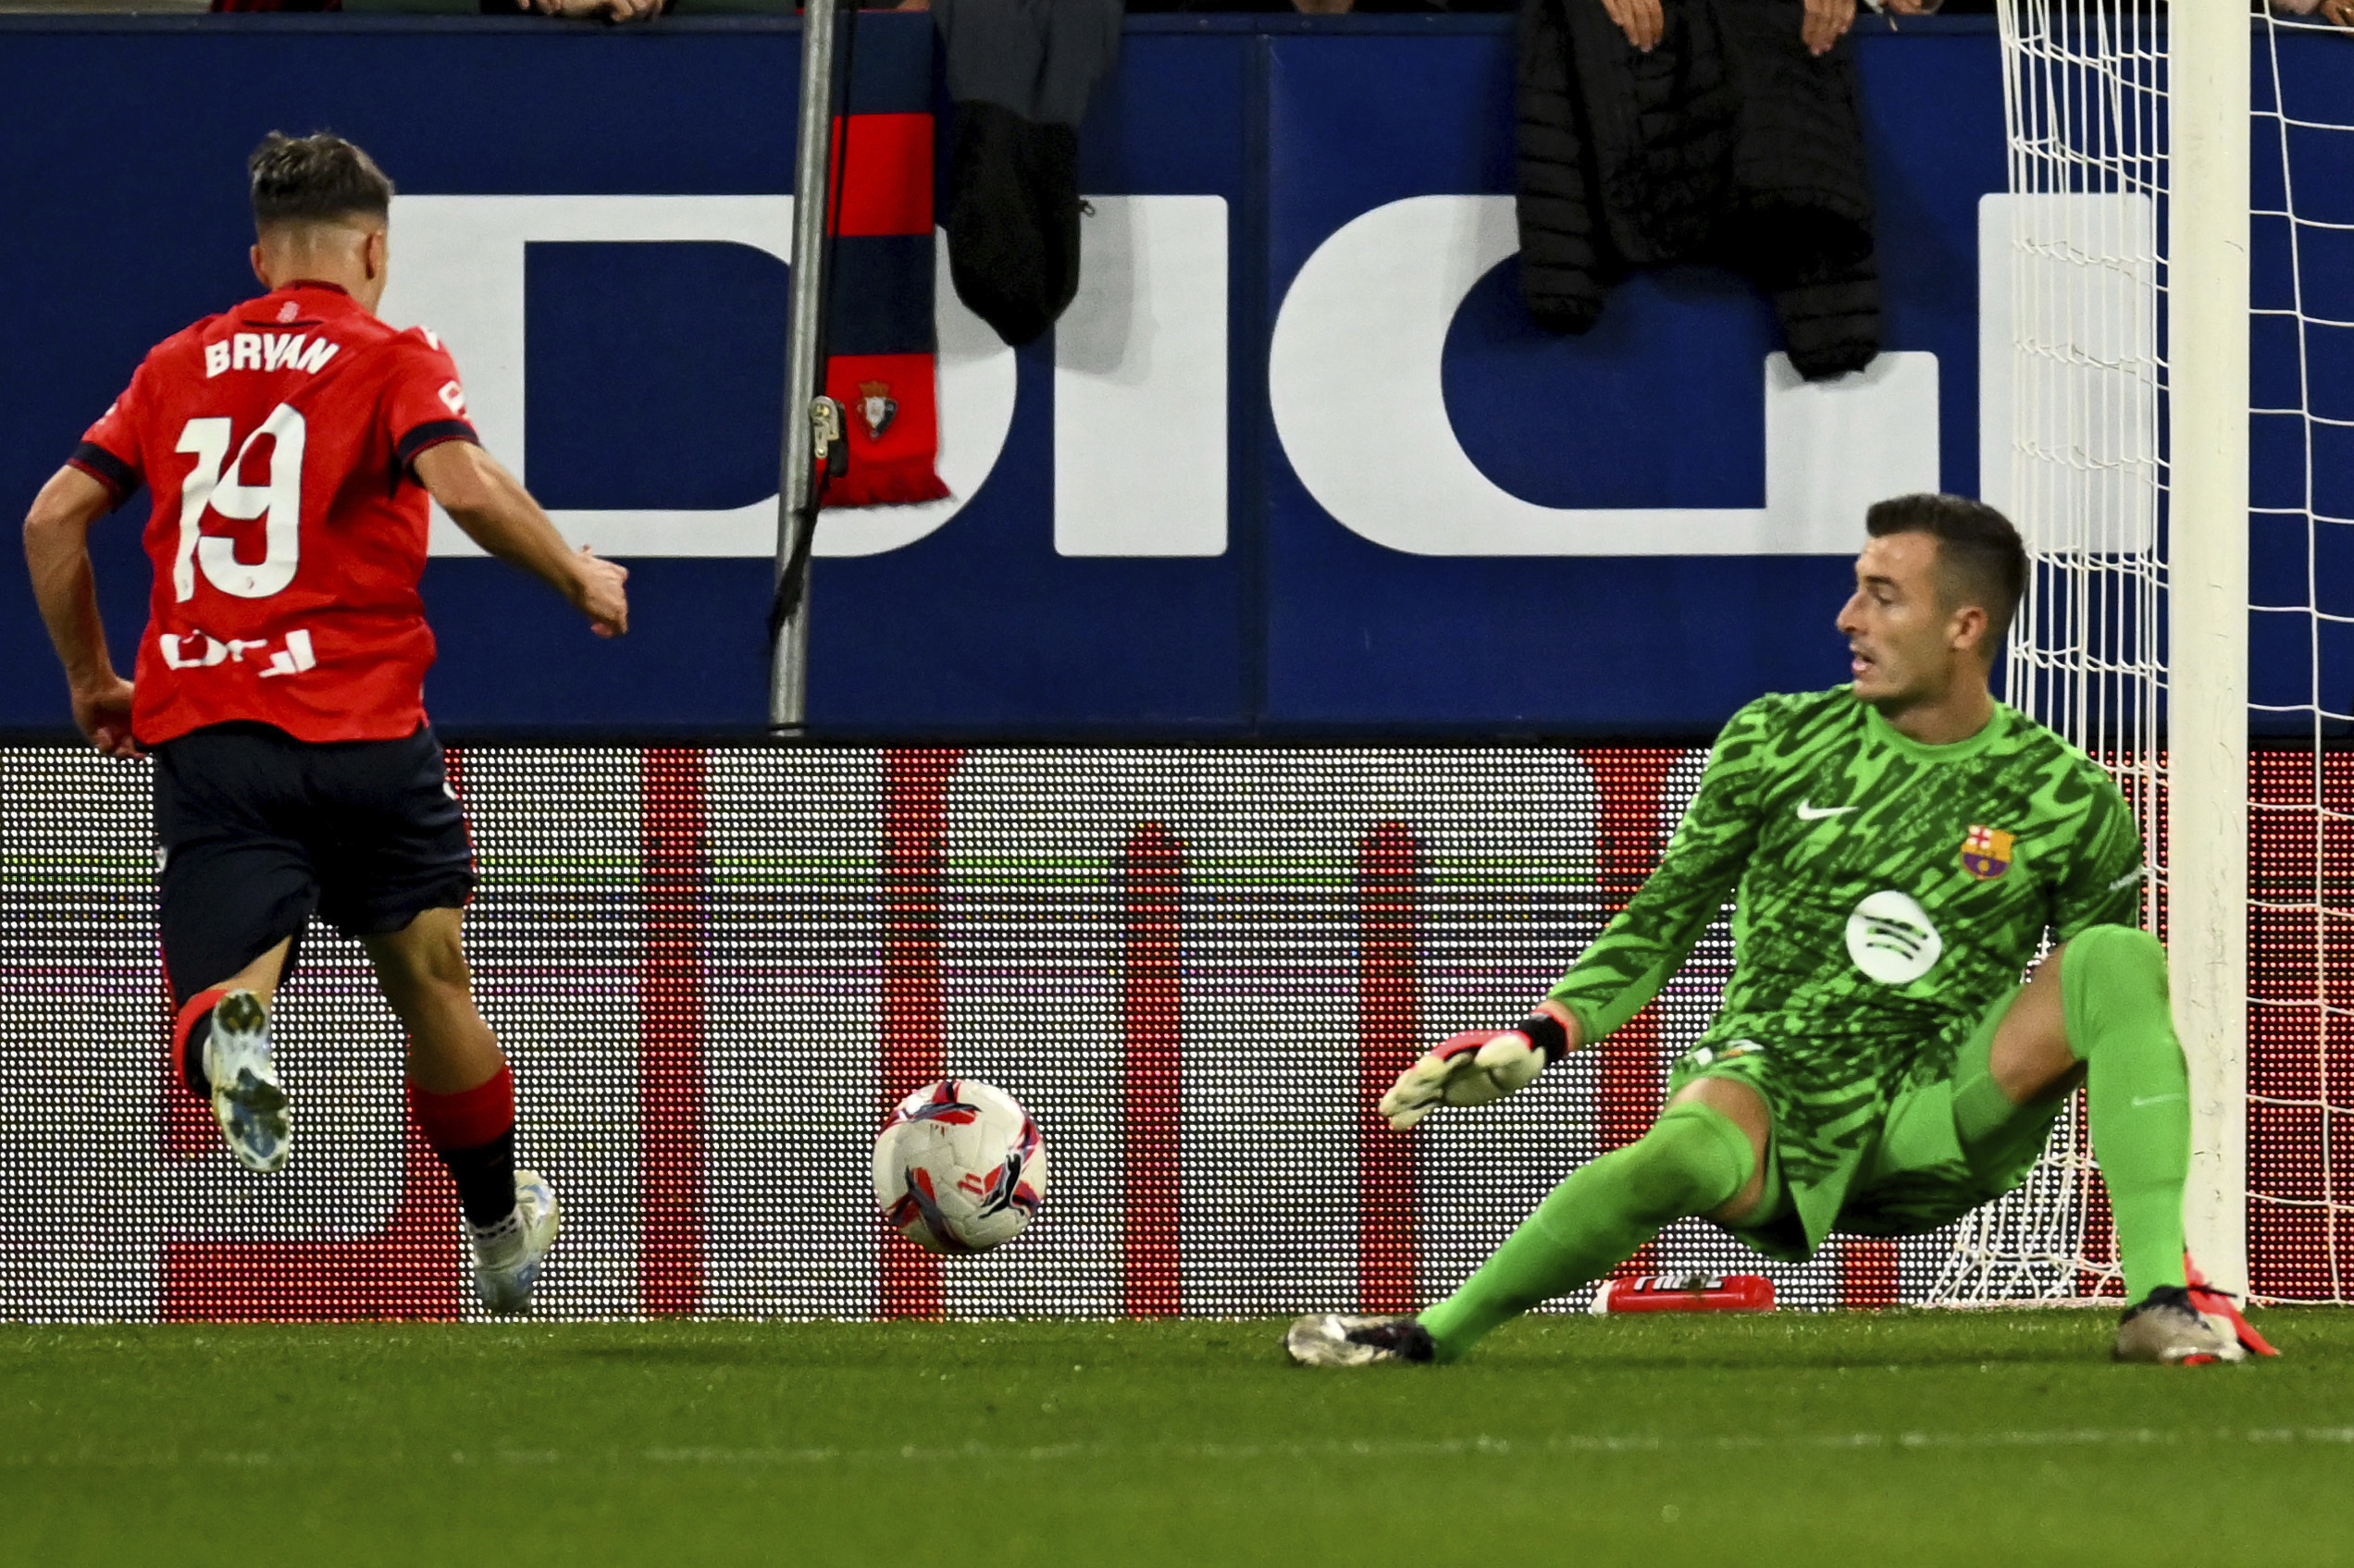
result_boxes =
[873,1080,1048,1254]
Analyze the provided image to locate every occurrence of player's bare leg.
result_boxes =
[1983,933,2260,1364]
[1291,1078,1771,1366]
[367,907,504,1093]
[173,937,293,1174]
[365,907,559,1314]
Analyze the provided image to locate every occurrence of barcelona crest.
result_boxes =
[1960,824,2014,881]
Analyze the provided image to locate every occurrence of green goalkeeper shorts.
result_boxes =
[1663,992,2068,1265]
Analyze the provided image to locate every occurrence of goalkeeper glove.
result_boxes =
[1378,1011,1572,1131]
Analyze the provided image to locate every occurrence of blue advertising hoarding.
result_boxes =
[0,17,2332,736]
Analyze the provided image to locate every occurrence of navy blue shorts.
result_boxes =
[153,722,476,1005]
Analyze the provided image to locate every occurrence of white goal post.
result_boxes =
[2168,1,2253,1300]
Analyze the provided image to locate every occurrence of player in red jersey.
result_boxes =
[21,132,629,1315]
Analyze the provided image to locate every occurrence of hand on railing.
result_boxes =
[525,0,663,23]
[1594,0,1864,59]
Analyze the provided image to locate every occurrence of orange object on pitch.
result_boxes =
[1589,1273,1777,1314]
[2185,1253,2280,1358]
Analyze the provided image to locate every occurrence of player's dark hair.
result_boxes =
[1865,492,2027,657]
[249,132,394,229]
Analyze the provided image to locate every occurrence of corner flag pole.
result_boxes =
[2168,6,2252,1298]
[769,0,844,732]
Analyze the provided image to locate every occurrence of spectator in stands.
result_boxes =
[211,0,664,19]
[1590,0,1956,57]
[1129,0,1518,13]
[489,0,665,18]
[1518,0,1882,378]
[1134,0,1959,30]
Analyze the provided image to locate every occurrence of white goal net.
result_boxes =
[2245,5,2354,1305]
[1973,0,2354,1306]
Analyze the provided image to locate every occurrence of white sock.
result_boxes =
[470,1209,524,1262]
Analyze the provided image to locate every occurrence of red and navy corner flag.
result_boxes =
[821,19,949,508]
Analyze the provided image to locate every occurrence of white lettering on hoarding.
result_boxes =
[382,191,1951,562]
[384,193,1234,561]
[1269,195,1939,555]
[378,195,1018,561]
[1054,197,1230,558]
[1976,192,2157,551]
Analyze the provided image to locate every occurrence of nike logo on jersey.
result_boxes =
[2131,1093,2185,1109]
[2109,867,2146,892]
[1796,802,1857,821]
[204,331,340,379]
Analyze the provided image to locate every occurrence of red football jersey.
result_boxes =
[69,281,478,746]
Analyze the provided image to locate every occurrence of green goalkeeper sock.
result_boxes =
[2063,924,2192,1303]
[1417,1101,1754,1361]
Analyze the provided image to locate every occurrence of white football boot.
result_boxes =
[203,990,290,1173]
[1284,1315,1437,1366]
[472,1170,562,1315]
[2113,1285,2249,1364]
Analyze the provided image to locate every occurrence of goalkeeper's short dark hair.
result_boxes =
[249,131,394,229]
[1865,492,2027,653]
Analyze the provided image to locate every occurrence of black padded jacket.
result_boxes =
[1516,0,1880,380]
[936,0,1125,349]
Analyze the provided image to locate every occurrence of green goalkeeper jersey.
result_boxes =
[1549,686,2144,1100]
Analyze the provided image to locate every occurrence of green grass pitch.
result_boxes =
[5,1311,2349,1566]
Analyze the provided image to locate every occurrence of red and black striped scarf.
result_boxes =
[820,16,948,509]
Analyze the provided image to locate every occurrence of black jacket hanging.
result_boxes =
[935,0,1125,348]
[1516,0,1880,381]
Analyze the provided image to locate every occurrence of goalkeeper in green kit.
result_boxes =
[1287,494,2272,1368]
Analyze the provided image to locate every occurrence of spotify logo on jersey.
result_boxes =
[1846,890,1944,984]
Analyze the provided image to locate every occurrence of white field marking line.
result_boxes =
[10,1428,2354,1469]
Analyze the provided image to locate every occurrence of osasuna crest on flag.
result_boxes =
[1960,824,2015,881]
[857,379,898,440]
